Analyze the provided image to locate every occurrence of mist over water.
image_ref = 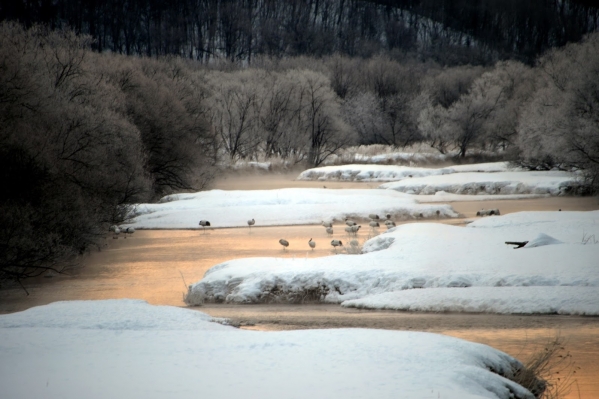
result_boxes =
[1,175,598,399]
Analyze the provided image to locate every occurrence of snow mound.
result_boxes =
[342,286,599,315]
[125,188,459,229]
[362,235,396,252]
[0,300,538,399]
[415,191,549,203]
[523,233,563,248]
[298,164,449,182]
[297,162,514,182]
[0,299,229,331]
[380,171,583,196]
[185,211,599,315]
[323,151,450,165]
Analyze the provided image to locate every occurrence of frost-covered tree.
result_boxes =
[288,69,354,166]
[517,33,599,192]
[341,92,385,145]
[0,23,151,286]
[206,70,263,161]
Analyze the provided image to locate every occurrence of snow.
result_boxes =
[126,188,459,229]
[0,299,538,399]
[413,191,549,203]
[295,163,583,196]
[379,171,581,195]
[322,151,450,165]
[297,162,514,182]
[342,287,599,314]
[185,211,599,316]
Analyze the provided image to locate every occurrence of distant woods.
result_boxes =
[1,19,599,285]
[2,0,598,65]
[0,23,215,285]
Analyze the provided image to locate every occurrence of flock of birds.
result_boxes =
[196,213,398,254]
[109,225,135,239]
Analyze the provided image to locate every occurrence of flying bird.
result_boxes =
[309,238,316,250]
[279,238,289,250]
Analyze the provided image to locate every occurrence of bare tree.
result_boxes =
[0,23,152,288]
[206,70,263,161]
[516,33,599,192]
[288,69,354,166]
[341,92,384,145]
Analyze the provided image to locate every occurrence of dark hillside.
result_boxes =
[2,0,598,65]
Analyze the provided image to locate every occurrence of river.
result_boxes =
[1,172,598,399]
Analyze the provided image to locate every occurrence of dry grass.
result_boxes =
[513,336,580,399]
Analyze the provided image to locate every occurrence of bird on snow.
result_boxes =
[199,220,211,233]
[247,218,255,232]
[331,239,343,253]
[308,238,316,250]
[384,220,396,229]
[279,238,289,250]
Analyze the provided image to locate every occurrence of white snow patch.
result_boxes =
[297,162,515,182]
[185,211,599,315]
[342,286,599,315]
[0,299,538,399]
[125,188,458,229]
[379,171,582,196]
[523,233,563,248]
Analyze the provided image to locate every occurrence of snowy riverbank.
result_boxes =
[184,211,599,315]
[0,299,540,399]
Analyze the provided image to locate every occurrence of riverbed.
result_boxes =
[1,173,598,399]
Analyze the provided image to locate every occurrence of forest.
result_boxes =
[2,0,599,65]
[1,0,599,286]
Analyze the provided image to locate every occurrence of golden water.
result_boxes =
[1,175,598,398]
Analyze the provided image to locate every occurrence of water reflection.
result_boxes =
[1,224,598,399]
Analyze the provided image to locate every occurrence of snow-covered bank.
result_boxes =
[413,191,549,203]
[0,299,540,399]
[379,171,582,195]
[125,188,458,229]
[342,286,599,314]
[185,211,599,315]
[297,162,514,182]
[323,150,451,165]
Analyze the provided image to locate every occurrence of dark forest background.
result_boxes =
[3,0,599,65]
[1,0,599,286]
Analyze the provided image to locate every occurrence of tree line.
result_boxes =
[1,21,598,286]
[2,0,598,66]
